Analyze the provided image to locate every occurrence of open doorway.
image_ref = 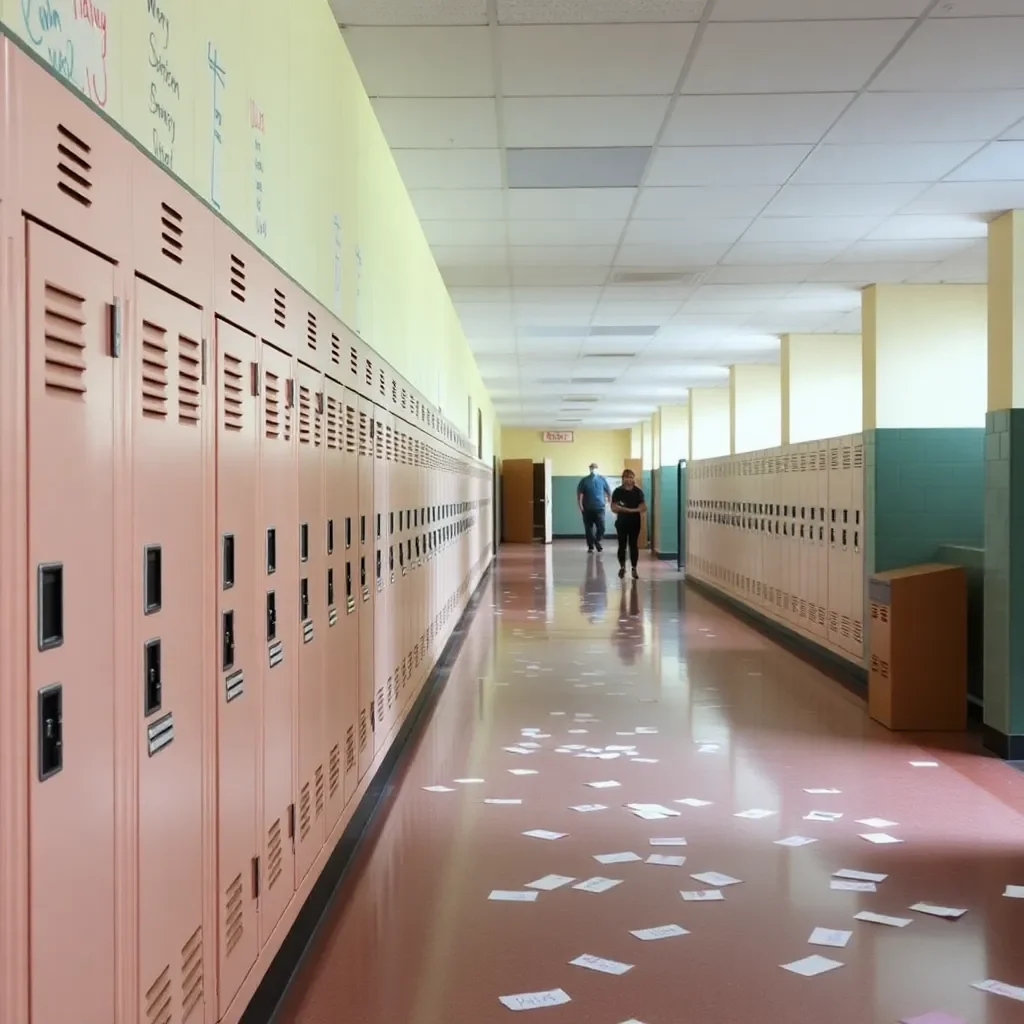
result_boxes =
[532,462,545,541]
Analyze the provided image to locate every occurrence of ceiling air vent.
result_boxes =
[562,396,599,403]
[571,376,617,384]
[609,270,707,286]
[534,377,570,385]
[589,326,657,338]
[557,418,583,424]
[581,352,638,359]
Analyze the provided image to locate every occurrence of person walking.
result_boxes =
[576,462,611,553]
[611,468,647,580]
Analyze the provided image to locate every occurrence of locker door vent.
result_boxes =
[330,333,341,365]
[264,370,281,439]
[358,412,369,455]
[364,358,372,387]
[298,385,312,445]
[391,380,398,404]
[178,334,201,425]
[306,311,317,351]
[358,710,368,752]
[376,687,384,723]
[222,353,244,431]
[272,288,286,330]
[315,395,323,448]
[386,676,393,710]
[181,926,203,1022]
[326,396,341,450]
[229,255,246,302]
[852,618,863,645]
[56,123,93,207]
[315,764,325,819]
[349,346,358,375]
[344,726,356,772]
[344,406,357,454]
[329,744,341,797]
[267,819,283,890]
[378,368,385,396]
[43,282,88,397]
[224,873,244,955]
[160,202,184,265]
[853,443,864,469]
[141,319,170,419]
[375,425,383,460]
[145,965,173,1024]
[299,782,312,840]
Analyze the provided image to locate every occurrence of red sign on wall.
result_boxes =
[542,431,575,443]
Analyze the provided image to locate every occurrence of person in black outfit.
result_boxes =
[610,468,647,580]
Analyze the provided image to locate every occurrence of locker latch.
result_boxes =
[222,610,235,670]
[109,299,122,358]
[286,379,295,408]
[252,856,261,899]
[316,392,324,414]
[38,684,63,781]
[251,362,260,396]
[144,638,162,716]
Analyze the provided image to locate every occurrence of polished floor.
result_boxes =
[277,544,1024,1024]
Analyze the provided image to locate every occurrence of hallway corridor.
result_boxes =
[276,545,1024,1024]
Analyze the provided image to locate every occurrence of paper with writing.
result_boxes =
[526,874,575,891]
[489,890,539,902]
[498,989,572,1011]
[855,910,912,927]
[570,954,634,976]
[809,927,852,948]
[573,877,623,893]
[630,924,689,941]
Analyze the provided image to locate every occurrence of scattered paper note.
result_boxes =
[805,810,844,822]
[550,712,566,716]
[910,902,967,919]
[573,877,623,893]
[485,798,522,805]
[627,803,680,817]
[522,830,567,841]
[509,769,538,776]
[571,804,608,813]
[808,927,852,948]
[527,874,576,891]
[855,911,912,928]
[570,954,633,976]
[970,979,1024,1002]
[860,832,903,845]
[594,852,642,865]
[588,780,621,789]
[631,758,659,764]
[647,854,686,866]
[676,798,712,808]
[781,955,844,977]
[649,837,687,846]
[776,836,817,847]
[635,727,659,734]
[831,879,876,893]
[630,924,689,941]
[698,744,720,753]
[835,869,888,883]
[568,729,589,735]
[518,742,542,750]
[455,778,485,784]
[1003,885,1024,898]
[504,747,535,756]
[597,752,621,760]
[691,871,742,887]
[605,745,635,752]
[735,809,776,820]
[489,890,539,902]
[499,989,572,1011]
[805,788,842,795]
[857,818,899,829]
[563,745,586,751]
[423,785,455,793]
[910,761,939,768]
[681,889,724,901]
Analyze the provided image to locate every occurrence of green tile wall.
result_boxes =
[551,475,611,537]
[654,465,685,558]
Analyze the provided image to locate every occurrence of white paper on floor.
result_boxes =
[647,854,686,866]
[857,818,899,828]
[1004,885,1024,898]
[594,852,642,864]
[576,753,601,759]
[775,836,818,848]
[691,871,742,887]
[563,745,587,751]
[910,761,939,767]
[681,889,724,901]
[422,786,455,793]
[571,804,608,813]
[831,879,877,893]
[504,747,536,755]
[485,798,523,805]
[455,778,485,784]
[805,810,844,822]
[835,869,888,883]
[509,769,538,776]
[698,744,720,753]
[527,874,576,891]
[499,989,572,1011]
[606,745,636,752]
[627,803,680,817]
[676,798,713,808]
[631,758,659,764]
[597,753,621,760]
[570,954,634,976]
[971,979,1024,1002]
[630,924,689,941]
[587,780,621,789]
[855,910,912,927]
[555,748,574,754]
[568,729,589,735]
[861,833,903,845]
[635,727,659,734]
[573,877,623,893]
[735,809,776,820]
[805,788,842,795]
[616,731,637,737]
[550,712,566,716]
[518,742,542,750]
[910,902,967,919]
[522,830,567,841]
[781,955,845,977]
[489,890,539,902]
[809,927,852,948]
[650,837,687,846]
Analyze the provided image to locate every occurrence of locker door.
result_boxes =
[295,363,326,882]
[373,404,389,751]
[341,392,362,804]
[355,393,375,778]
[213,317,260,1016]
[850,435,866,660]
[27,224,117,1024]
[258,342,297,937]
[133,279,206,1024]
[826,439,842,650]
[323,379,352,830]
[814,441,829,640]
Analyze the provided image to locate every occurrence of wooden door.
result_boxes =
[502,459,534,543]
[623,459,647,549]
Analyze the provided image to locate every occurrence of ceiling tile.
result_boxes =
[410,189,505,220]
[342,27,494,96]
[509,246,616,266]
[765,182,931,216]
[512,266,612,286]
[441,265,512,287]
[507,188,637,219]
[705,264,816,284]
[934,0,1024,13]
[833,238,980,263]
[431,244,508,266]
[506,221,625,245]
[601,284,698,301]
[623,219,751,245]
[371,98,498,149]
[722,241,849,264]
[684,21,913,94]
[593,302,682,324]
[503,97,671,148]
[448,287,514,302]
[828,91,1024,144]
[498,0,706,23]
[867,215,990,240]
[663,93,853,146]
[808,262,937,284]
[507,147,650,188]
[332,0,489,24]
[635,186,780,219]
[946,141,1024,181]
[499,24,695,95]
[901,180,1024,214]
[422,220,508,246]
[646,145,812,186]
[712,0,928,15]
[872,17,1024,91]
[694,283,793,301]
[512,287,604,303]
[790,142,980,184]
[616,243,733,266]
[513,302,599,322]
[392,149,503,189]
[744,216,882,242]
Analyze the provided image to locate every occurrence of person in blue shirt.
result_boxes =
[576,462,612,553]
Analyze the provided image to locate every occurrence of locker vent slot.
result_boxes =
[376,688,384,723]
[225,874,244,955]
[306,311,317,351]
[345,726,356,772]
[345,407,357,453]
[358,412,369,455]
[265,370,281,439]
[222,353,244,430]
[146,712,174,757]
[43,282,88,397]
[315,397,323,447]
[329,744,341,798]
[224,669,244,703]
[273,288,286,329]
[299,782,311,840]
[852,618,863,645]
[358,710,368,752]
[178,334,201,424]
[268,640,284,668]
[229,255,246,302]
[379,368,386,396]
[349,346,358,375]
[160,202,184,265]
[141,319,170,419]
[326,396,341,449]
[299,385,312,444]
[330,333,341,365]
[315,764,325,818]
[392,380,398,404]
[365,357,373,387]
[56,123,93,207]
[145,965,172,1024]
[181,926,203,1022]
[267,819,283,890]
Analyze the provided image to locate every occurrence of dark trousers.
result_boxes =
[582,508,605,549]
[617,517,641,567]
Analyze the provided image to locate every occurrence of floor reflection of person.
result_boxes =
[579,550,607,624]
[611,468,647,580]
[612,580,642,664]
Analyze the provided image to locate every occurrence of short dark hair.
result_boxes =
[622,468,636,479]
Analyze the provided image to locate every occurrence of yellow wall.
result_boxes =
[781,334,862,443]
[658,405,688,465]
[1,0,496,457]
[988,210,1024,412]
[688,387,731,460]
[730,363,782,454]
[500,428,631,477]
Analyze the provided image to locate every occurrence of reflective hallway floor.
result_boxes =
[276,544,1024,1024]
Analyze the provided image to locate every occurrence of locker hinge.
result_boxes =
[109,299,122,358]
[286,378,295,408]
[201,337,208,385]
[251,362,260,397]
[252,856,260,900]
[287,802,295,840]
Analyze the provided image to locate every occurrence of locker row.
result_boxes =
[685,435,866,665]
[0,43,494,1024]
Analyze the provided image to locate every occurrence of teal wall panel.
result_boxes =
[655,465,679,556]
[551,475,611,537]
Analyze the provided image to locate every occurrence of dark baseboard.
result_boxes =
[982,724,1024,761]
[685,575,868,698]
[240,562,493,1024]
[655,551,678,562]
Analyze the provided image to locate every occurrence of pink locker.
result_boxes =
[295,361,326,881]
[133,279,206,1024]
[340,389,362,806]
[373,403,390,750]
[26,224,117,1024]
[258,341,297,940]
[354,391,375,778]
[323,377,355,826]
[214,318,260,1017]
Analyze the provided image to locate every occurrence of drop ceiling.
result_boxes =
[332,0,1022,427]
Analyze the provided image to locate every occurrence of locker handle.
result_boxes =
[300,578,309,621]
[267,591,277,641]
[109,299,122,358]
[287,803,295,839]
[144,546,162,614]
[38,683,63,781]
[267,528,277,575]
[327,568,335,606]
[327,519,334,555]
[252,856,260,900]
[144,638,162,717]
[854,531,860,552]
[223,534,235,590]
[300,523,309,562]
[829,528,835,546]
[222,610,235,671]
[37,563,64,652]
